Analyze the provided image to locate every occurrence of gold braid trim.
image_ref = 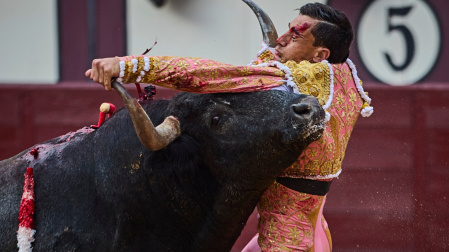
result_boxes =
[285,60,330,106]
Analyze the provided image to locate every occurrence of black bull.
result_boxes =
[0,90,324,251]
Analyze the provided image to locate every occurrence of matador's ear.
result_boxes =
[313,47,330,63]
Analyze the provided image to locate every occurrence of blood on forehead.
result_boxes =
[277,22,311,44]
[291,22,311,35]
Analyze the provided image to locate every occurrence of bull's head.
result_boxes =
[111,0,278,151]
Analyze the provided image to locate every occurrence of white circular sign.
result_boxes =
[357,0,441,86]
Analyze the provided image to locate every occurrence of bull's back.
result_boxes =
[0,130,102,250]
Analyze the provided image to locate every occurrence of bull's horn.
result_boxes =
[242,0,278,48]
[111,80,181,151]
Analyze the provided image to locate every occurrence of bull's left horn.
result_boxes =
[111,80,181,151]
[242,0,278,48]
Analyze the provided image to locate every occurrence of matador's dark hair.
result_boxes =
[298,3,354,63]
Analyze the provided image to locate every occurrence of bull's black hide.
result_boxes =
[0,90,324,251]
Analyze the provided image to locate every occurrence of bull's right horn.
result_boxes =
[111,80,181,151]
[242,0,278,48]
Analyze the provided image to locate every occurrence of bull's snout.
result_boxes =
[291,97,315,118]
[290,96,325,140]
[291,103,311,116]
[290,96,324,122]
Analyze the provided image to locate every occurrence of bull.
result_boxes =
[0,1,326,251]
[1,86,324,251]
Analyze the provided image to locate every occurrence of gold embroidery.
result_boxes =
[304,161,319,176]
[330,115,341,159]
[320,161,332,176]
[175,59,189,71]
[286,60,330,106]
[258,183,325,251]
[282,62,364,177]
[258,50,275,62]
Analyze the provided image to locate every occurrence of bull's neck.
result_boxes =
[198,178,272,251]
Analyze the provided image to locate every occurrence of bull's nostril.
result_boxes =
[292,103,311,115]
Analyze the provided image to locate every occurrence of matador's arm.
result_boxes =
[117,55,288,93]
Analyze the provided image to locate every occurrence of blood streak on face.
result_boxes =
[276,22,311,44]
[292,22,310,35]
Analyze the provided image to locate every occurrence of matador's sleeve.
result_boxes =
[116,55,287,93]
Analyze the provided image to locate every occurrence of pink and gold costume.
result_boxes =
[117,46,372,251]
[255,55,366,252]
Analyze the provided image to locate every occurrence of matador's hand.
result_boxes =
[85,57,120,91]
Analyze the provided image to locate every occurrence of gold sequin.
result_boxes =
[286,60,331,106]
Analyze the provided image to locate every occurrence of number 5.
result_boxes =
[384,6,415,71]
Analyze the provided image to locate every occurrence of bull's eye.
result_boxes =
[211,115,221,126]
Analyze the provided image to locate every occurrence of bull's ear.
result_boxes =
[145,135,203,178]
[145,134,218,206]
[168,94,203,122]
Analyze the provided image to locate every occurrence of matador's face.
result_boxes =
[275,15,321,64]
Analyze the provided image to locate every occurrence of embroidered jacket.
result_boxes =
[250,45,371,251]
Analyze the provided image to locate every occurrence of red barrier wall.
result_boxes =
[1,82,448,251]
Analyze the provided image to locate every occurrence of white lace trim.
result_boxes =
[254,60,301,94]
[282,169,342,180]
[131,59,138,73]
[117,60,126,83]
[346,58,373,117]
[136,71,145,83]
[248,42,269,66]
[119,61,125,77]
[256,41,270,57]
[361,106,374,117]
[137,56,151,83]
[118,57,151,84]
[247,41,277,67]
[144,56,150,71]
